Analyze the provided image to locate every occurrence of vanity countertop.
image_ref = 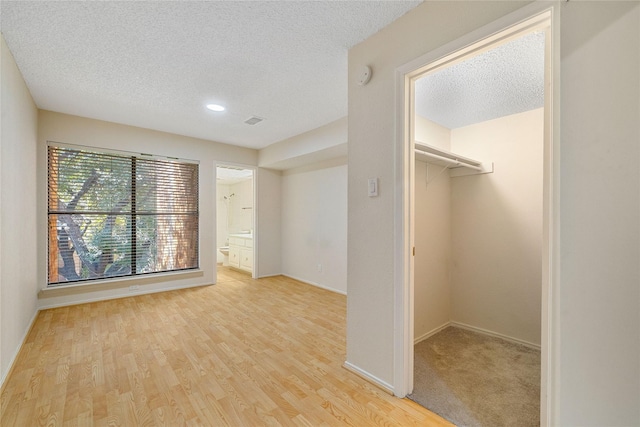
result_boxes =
[229,233,252,239]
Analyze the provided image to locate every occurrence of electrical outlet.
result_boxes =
[129,285,139,291]
[317,264,323,273]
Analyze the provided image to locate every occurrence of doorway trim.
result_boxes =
[393,3,560,425]
[215,161,258,279]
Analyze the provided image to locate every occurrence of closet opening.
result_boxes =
[394,6,556,427]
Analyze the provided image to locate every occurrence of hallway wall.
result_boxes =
[281,158,347,294]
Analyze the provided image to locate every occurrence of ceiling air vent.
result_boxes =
[244,116,264,125]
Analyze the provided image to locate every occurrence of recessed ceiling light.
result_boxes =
[206,104,225,112]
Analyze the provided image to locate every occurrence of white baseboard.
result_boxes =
[451,321,541,350]
[413,321,541,350]
[414,321,451,345]
[342,361,394,395]
[0,308,39,389]
[281,274,347,296]
[37,282,212,310]
[255,273,281,279]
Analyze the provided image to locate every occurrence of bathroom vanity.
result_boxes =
[228,233,253,273]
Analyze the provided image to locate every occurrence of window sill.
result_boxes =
[39,269,205,298]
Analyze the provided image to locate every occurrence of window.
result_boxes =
[47,144,199,286]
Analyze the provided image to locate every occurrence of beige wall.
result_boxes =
[216,182,231,263]
[414,116,452,341]
[347,0,526,391]
[413,109,542,346]
[0,35,39,383]
[216,178,254,265]
[348,1,639,424]
[414,160,451,340]
[36,110,258,307]
[558,2,639,424]
[259,117,347,170]
[256,167,282,277]
[415,114,451,151]
[450,108,543,346]
[228,179,253,234]
[281,158,348,294]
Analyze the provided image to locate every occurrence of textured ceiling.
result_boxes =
[0,1,421,149]
[415,30,545,130]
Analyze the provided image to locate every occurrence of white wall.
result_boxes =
[450,108,543,346]
[0,35,39,383]
[281,158,347,294]
[36,110,257,308]
[414,116,452,340]
[348,1,640,424]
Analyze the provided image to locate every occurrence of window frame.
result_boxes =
[46,141,200,288]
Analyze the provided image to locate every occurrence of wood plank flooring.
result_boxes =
[1,268,453,426]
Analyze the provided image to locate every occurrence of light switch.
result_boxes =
[368,178,378,197]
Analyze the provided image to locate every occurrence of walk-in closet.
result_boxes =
[409,27,547,426]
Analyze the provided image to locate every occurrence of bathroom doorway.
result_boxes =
[216,164,255,278]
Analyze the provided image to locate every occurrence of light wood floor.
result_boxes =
[1,267,452,426]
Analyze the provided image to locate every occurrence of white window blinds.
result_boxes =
[47,145,199,286]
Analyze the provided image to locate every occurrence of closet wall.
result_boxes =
[414,108,543,346]
[414,116,452,341]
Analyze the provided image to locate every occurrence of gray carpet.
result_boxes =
[409,326,540,427]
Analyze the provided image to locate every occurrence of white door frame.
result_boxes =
[393,3,560,426]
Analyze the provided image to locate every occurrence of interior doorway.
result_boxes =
[216,164,256,279]
[395,6,556,426]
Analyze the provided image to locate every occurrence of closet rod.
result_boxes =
[415,149,483,171]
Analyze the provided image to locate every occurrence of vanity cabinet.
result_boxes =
[228,235,252,273]
[229,245,240,268]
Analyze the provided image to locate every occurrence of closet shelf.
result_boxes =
[415,140,493,176]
